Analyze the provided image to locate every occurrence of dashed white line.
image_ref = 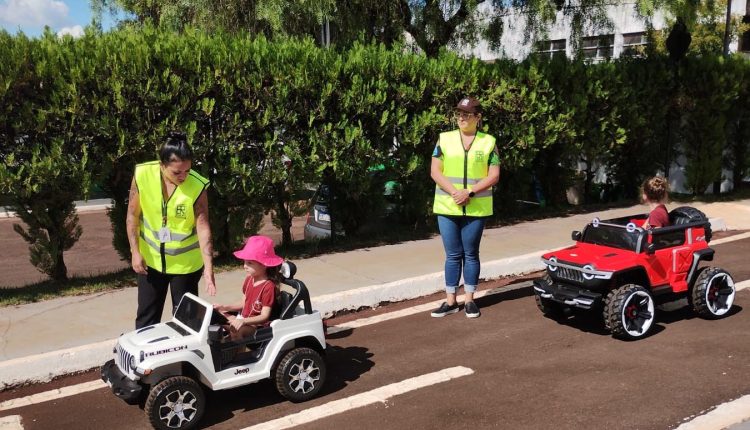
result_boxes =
[326,281,532,334]
[241,366,475,430]
[711,231,750,245]
[0,415,23,429]
[0,380,106,412]
[736,280,750,291]
[675,393,750,430]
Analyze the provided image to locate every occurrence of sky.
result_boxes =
[0,0,122,37]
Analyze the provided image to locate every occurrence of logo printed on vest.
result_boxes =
[474,150,485,162]
[175,204,187,219]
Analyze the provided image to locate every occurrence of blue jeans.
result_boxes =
[437,215,487,294]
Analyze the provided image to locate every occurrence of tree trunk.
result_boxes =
[51,240,68,282]
[275,184,293,247]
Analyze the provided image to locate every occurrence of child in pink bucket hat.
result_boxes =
[214,235,283,340]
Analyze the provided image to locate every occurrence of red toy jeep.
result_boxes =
[533,206,736,340]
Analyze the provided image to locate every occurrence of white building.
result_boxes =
[459,0,749,194]
[466,0,750,61]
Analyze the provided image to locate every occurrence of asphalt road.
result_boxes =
[2,237,750,430]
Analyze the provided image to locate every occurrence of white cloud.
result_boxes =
[57,23,82,37]
[0,0,70,29]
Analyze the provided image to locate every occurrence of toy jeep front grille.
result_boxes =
[116,343,134,374]
[557,266,585,283]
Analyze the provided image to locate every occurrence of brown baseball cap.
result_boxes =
[456,97,482,114]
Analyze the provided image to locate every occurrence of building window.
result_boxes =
[621,32,648,57]
[535,39,567,59]
[582,34,614,61]
[740,15,750,52]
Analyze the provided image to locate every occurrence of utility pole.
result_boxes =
[320,17,330,48]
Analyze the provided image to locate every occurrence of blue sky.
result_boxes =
[0,0,122,37]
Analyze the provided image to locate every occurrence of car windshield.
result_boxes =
[582,224,639,251]
[174,296,207,332]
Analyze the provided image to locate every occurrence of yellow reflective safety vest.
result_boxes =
[433,130,496,217]
[135,161,209,274]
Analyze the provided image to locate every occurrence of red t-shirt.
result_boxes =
[240,276,277,319]
[648,204,670,228]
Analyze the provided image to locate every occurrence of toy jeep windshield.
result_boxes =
[101,262,327,430]
[533,206,736,340]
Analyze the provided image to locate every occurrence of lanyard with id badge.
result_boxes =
[158,174,174,243]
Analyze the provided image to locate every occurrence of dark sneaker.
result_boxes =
[465,301,481,318]
[431,302,459,317]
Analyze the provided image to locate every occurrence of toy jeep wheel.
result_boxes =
[690,267,735,319]
[275,347,326,402]
[604,284,655,340]
[145,376,205,430]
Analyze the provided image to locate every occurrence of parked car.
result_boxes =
[101,262,327,430]
[304,184,337,241]
[303,179,399,241]
[532,206,736,340]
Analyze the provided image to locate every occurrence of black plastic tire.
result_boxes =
[145,376,205,430]
[670,206,712,242]
[603,284,655,340]
[274,347,326,402]
[689,267,735,319]
[534,275,565,319]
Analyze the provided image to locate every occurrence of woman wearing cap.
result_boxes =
[126,131,217,329]
[430,97,500,319]
[214,235,283,340]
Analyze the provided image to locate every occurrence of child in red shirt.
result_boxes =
[641,176,670,229]
[214,235,283,341]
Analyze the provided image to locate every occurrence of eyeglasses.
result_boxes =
[454,112,476,120]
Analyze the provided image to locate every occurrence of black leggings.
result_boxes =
[135,267,203,329]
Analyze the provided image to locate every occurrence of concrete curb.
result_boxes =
[0,340,114,389]
[0,201,112,219]
[313,250,547,318]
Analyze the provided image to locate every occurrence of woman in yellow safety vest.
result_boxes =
[126,131,216,329]
[430,97,500,319]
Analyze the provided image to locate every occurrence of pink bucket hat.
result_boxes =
[233,235,284,267]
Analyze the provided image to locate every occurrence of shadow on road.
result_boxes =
[199,345,374,427]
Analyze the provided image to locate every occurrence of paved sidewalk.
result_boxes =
[1,200,750,388]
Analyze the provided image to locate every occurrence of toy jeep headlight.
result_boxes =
[581,264,613,280]
[546,257,558,272]
[129,355,138,369]
[582,265,595,280]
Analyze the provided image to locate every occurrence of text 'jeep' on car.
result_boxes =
[533,206,736,340]
[101,262,327,430]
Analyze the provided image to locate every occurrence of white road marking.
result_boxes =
[676,393,750,430]
[326,281,532,334]
[242,366,474,430]
[711,231,750,245]
[0,415,23,429]
[736,280,750,291]
[0,380,106,412]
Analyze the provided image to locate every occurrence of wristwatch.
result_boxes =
[469,191,476,198]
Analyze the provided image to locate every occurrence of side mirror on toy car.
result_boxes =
[646,243,656,255]
[571,231,582,241]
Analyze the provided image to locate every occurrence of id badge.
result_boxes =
[157,227,172,243]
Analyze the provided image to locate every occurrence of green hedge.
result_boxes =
[1,26,749,280]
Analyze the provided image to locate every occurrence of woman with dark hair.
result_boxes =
[126,131,216,329]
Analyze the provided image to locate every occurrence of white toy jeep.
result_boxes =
[101,262,327,430]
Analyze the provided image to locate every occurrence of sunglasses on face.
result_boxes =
[454,112,476,119]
